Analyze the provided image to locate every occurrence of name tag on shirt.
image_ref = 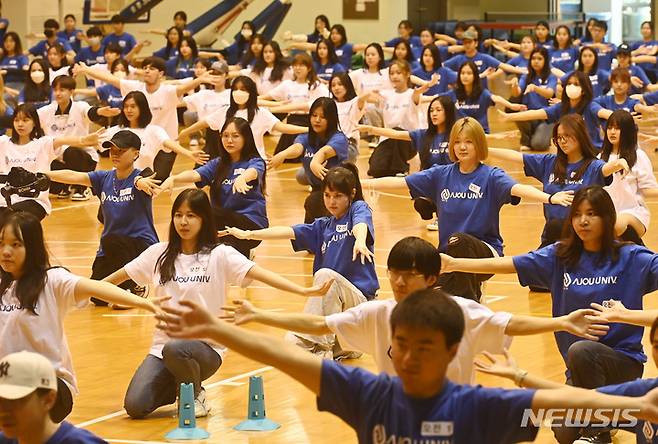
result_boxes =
[119,187,132,196]
[468,183,481,194]
[335,223,348,233]
[421,421,453,437]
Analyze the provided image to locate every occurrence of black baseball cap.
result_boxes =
[101,130,142,150]
[617,43,631,56]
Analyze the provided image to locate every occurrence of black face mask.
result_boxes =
[44,29,55,39]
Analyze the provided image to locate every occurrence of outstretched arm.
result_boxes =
[246,264,333,298]
[74,277,156,313]
[505,309,609,340]
[178,119,210,140]
[361,177,409,191]
[272,121,309,135]
[497,108,548,122]
[218,226,295,241]
[358,125,411,141]
[73,63,121,89]
[487,147,524,164]
[590,300,658,328]
[45,170,92,187]
[158,300,323,394]
[440,254,517,274]
[511,183,573,206]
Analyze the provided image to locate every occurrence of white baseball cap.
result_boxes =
[0,351,57,400]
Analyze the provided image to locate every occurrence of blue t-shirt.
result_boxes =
[153,46,180,60]
[195,157,268,228]
[57,29,83,53]
[594,43,617,71]
[17,89,51,109]
[411,66,457,96]
[409,129,451,169]
[627,64,651,94]
[0,106,13,136]
[0,421,106,444]
[537,39,554,51]
[507,54,529,69]
[405,163,519,255]
[165,57,195,79]
[631,39,658,76]
[222,40,248,65]
[28,38,72,58]
[313,61,345,82]
[443,89,494,133]
[96,84,123,109]
[317,360,539,444]
[598,378,658,443]
[385,36,422,52]
[0,54,29,83]
[88,169,158,256]
[75,46,105,66]
[549,47,579,73]
[334,43,354,71]
[296,132,349,188]
[643,90,658,106]
[102,32,137,55]
[591,95,640,114]
[561,69,610,98]
[444,53,501,90]
[519,74,558,110]
[544,102,603,147]
[513,242,658,365]
[522,154,610,222]
[291,200,378,298]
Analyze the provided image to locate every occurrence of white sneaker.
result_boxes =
[194,388,210,418]
[71,188,92,201]
[426,219,438,231]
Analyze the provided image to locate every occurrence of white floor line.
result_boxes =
[105,439,173,444]
[101,313,155,318]
[51,202,98,212]
[74,366,272,428]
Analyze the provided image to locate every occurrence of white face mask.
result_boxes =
[232,89,250,105]
[113,71,127,79]
[241,29,253,39]
[89,36,101,46]
[565,84,582,99]
[30,70,45,84]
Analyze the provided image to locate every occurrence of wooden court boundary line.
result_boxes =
[74,366,273,429]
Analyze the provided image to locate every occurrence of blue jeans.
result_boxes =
[124,339,222,419]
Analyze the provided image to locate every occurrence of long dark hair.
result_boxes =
[47,43,69,69]
[578,46,599,74]
[526,47,551,83]
[155,189,218,285]
[553,25,573,49]
[308,97,339,147]
[10,104,44,143]
[311,15,330,39]
[163,26,182,59]
[551,114,598,184]
[456,61,482,102]
[556,186,623,267]
[213,117,266,204]
[420,96,455,168]
[560,71,593,115]
[24,59,51,104]
[322,163,364,204]
[240,33,265,67]
[420,44,442,71]
[226,76,259,123]
[391,39,414,65]
[3,31,23,55]
[330,24,347,47]
[177,35,198,62]
[600,110,637,169]
[329,72,357,101]
[0,212,50,315]
[253,41,288,82]
[314,38,339,65]
[117,91,152,128]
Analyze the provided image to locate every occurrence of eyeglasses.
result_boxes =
[554,134,574,145]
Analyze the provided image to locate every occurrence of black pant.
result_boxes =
[90,235,151,306]
[204,128,221,160]
[273,114,308,162]
[552,341,644,443]
[437,232,494,302]
[0,200,47,221]
[303,187,330,224]
[51,377,73,422]
[50,149,97,193]
[213,206,262,257]
[367,131,416,177]
[620,225,645,246]
[153,151,177,181]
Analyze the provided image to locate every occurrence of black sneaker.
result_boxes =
[573,432,612,444]
[57,188,71,199]
[91,297,108,307]
[529,285,551,293]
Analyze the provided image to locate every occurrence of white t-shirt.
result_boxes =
[92,63,137,88]
[268,80,329,114]
[0,267,83,392]
[119,79,180,139]
[381,88,418,131]
[102,125,170,171]
[124,243,255,359]
[37,100,98,161]
[49,66,70,84]
[244,67,294,95]
[0,135,61,213]
[335,97,363,142]
[205,106,279,158]
[183,89,231,120]
[603,149,658,229]
[349,68,392,94]
[325,297,512,384]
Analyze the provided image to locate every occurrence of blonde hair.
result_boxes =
[448,117,488,162]
[388,59,411,77]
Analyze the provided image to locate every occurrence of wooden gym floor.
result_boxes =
[43,110,658,443]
